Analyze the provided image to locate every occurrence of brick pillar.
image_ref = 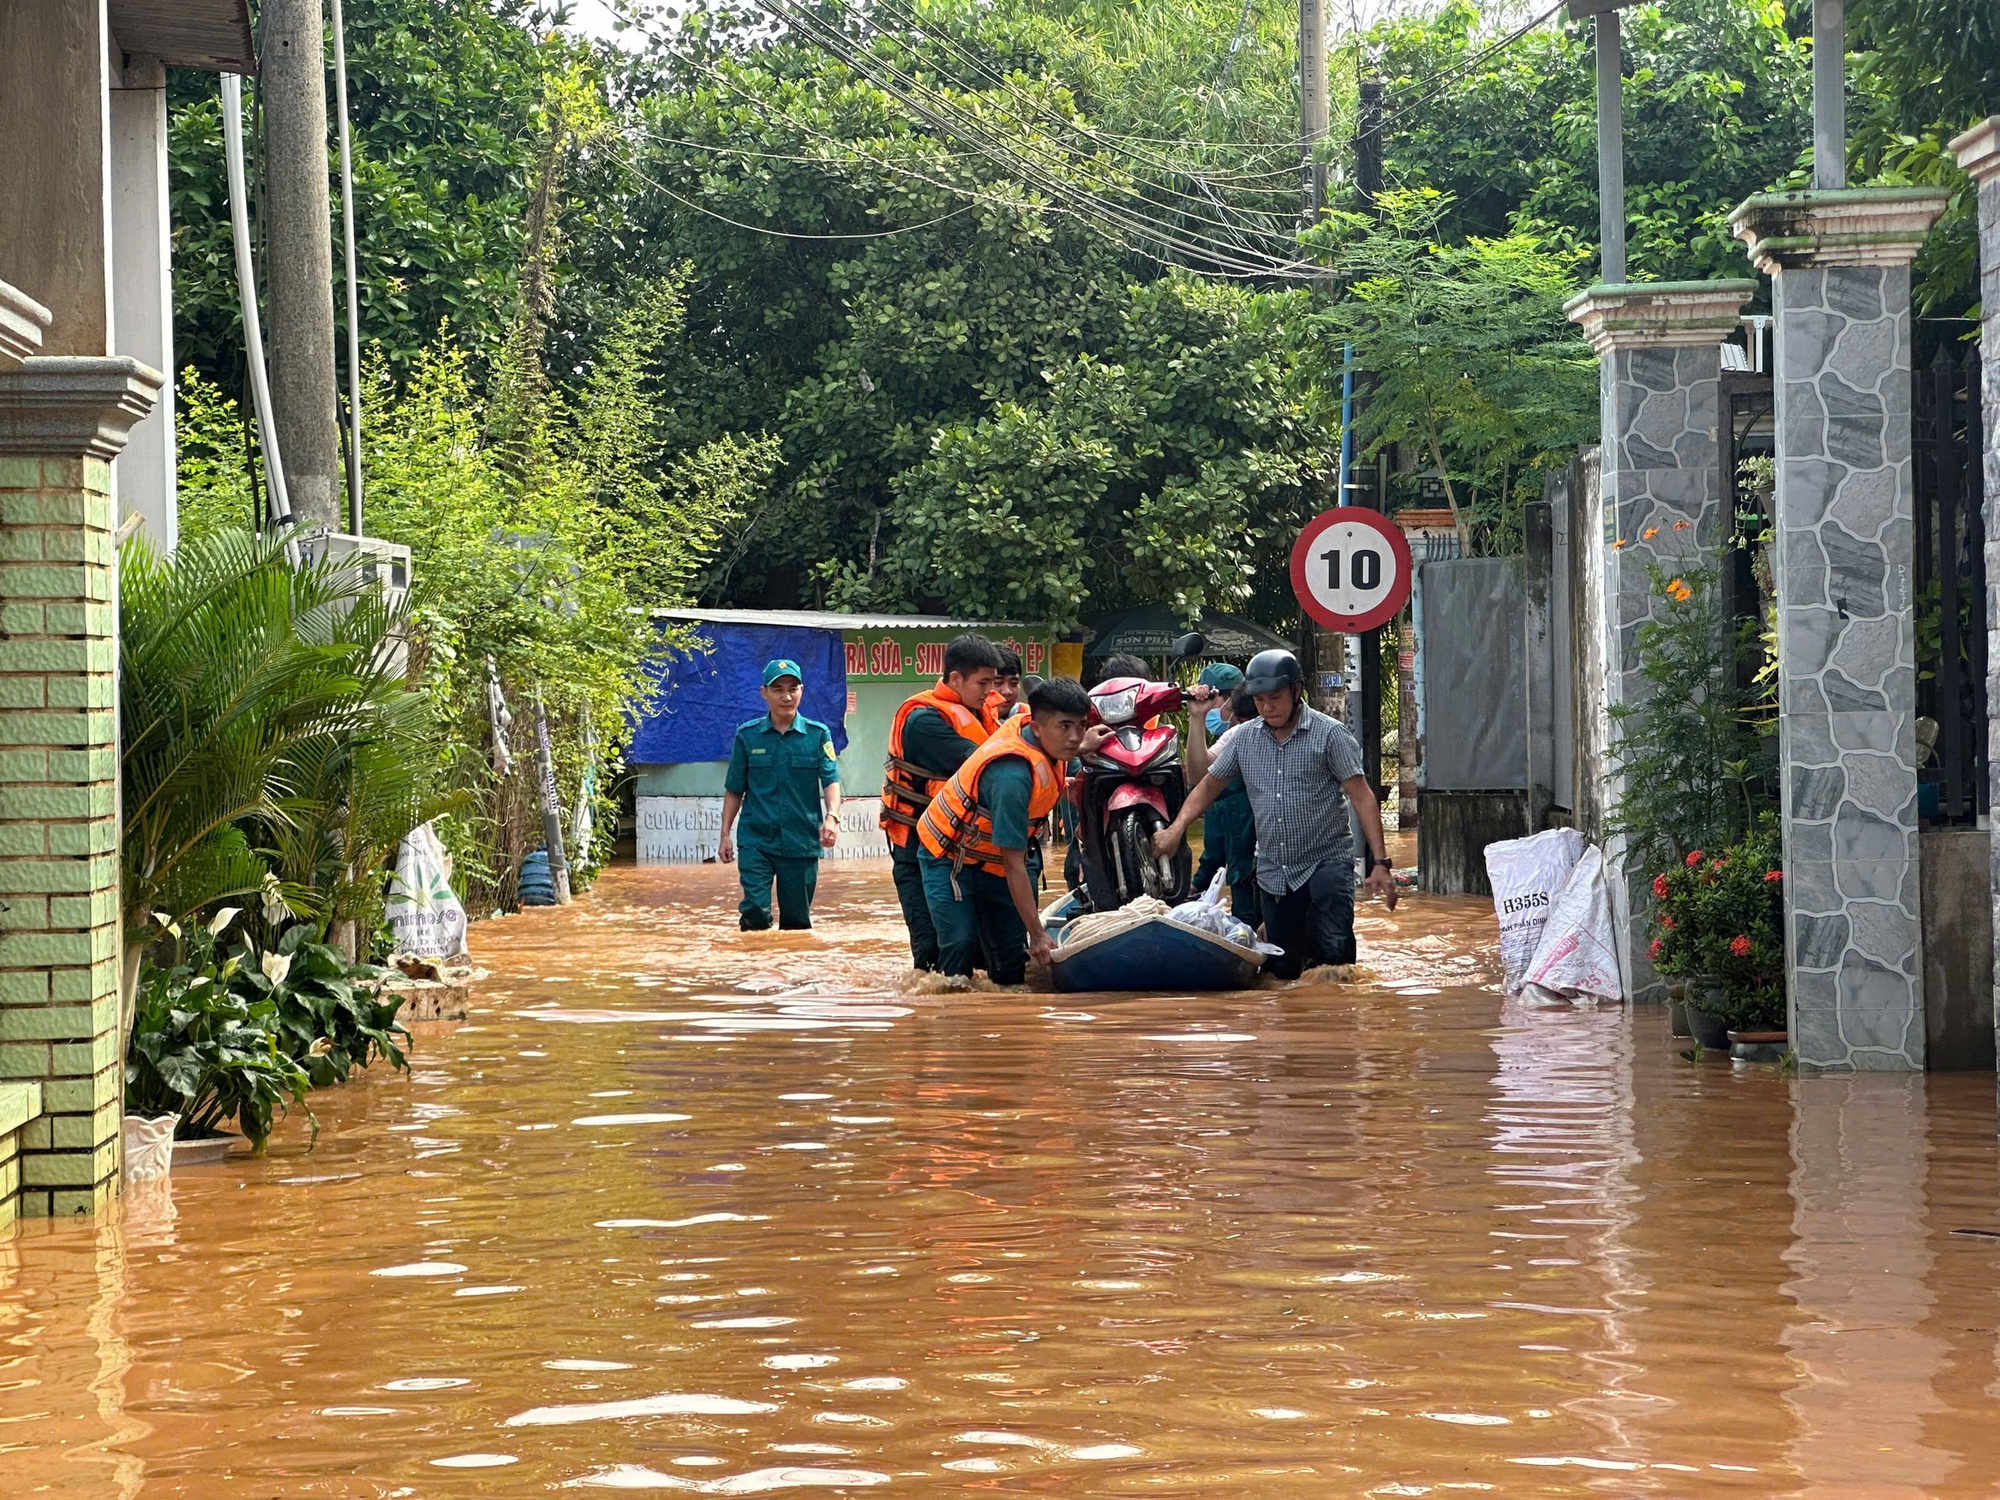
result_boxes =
[1949,121,2000,1077]
[0,309,161,1214]
[1563,280,1756,1001]
[1731,189,1948,1071]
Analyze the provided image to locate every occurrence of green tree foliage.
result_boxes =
[1309,191,1598,554]
[1850,0,2000,313]
[332,297,765,906]
[168,0,597,392]
[589,0,1338,621]
[1361,0,1812,283]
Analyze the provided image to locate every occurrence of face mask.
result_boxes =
[1206,709,1226,736]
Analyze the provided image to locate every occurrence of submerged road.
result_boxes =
[6,858,2000,1495]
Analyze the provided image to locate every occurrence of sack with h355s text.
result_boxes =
[1484,828,1586,992]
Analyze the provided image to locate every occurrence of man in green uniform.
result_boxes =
[1186,665,1260,925]
[720,659,842,930]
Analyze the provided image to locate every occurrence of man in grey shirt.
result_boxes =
[1154,648,1394,978]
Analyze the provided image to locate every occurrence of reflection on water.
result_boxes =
[4,858,2000,1496]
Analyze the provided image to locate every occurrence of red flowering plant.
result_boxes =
[1645,816,1785,1030]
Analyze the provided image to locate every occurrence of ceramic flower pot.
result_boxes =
[1686,986,1732,1051]
[172,1131,244,1166]
[1728,1028,1788,1064]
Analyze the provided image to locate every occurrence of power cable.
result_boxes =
[1371,2,1565,130]
[612,147,979,238]
[612,2,1310,275]
[753,0,1305,272]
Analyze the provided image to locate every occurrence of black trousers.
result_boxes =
[1259,859,1356,980]
[891,846,940,970]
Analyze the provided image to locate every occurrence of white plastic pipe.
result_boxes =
[220,73,295,536]
[331,0,364,534]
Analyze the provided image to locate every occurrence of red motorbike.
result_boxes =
[1073,633,1207,912]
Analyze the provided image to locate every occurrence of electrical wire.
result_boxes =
[633,15,1307,275]
[752,0,1306,273]
[613,148,979,237]
[859,0,1302,176]
[1371,2,1565,130]
[641,2,1302,239]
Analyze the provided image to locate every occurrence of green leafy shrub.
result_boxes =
[1646,818,1785,1031]
[237,924,408,1090]
[125,909,410,1146]
[119,527,445,1030]
[1608,561,1776,873]
[125,916,312,1148]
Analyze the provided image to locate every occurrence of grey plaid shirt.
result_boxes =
[1207,705,1366,894]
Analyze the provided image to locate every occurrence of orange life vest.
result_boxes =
[880,684,988,848]
[917,716,1063,877]
[981,689,1023,735]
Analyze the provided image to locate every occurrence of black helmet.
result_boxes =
[1243,648,1303,696]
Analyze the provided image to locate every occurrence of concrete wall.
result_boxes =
[0,1,114,359]
[0,5,180,549]
[1418,791,1530,898]
[109,53,176,549]
[636,796,887,864]
[1921,830,1995,1070]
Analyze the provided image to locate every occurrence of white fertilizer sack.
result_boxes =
[1521,846,1624,1004]
[1484,828,1586,992]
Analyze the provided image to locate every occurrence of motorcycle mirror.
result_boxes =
[1170,631,1206,662]
[1022,673,1045,694]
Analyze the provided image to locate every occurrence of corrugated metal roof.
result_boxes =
[653,607,1035,631]
[109,0,256,73]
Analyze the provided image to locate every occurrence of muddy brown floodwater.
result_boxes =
[7,858,2000,1497]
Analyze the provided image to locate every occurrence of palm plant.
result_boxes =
[119,529,441,1035]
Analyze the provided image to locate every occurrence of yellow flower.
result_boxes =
[1611,538,1626,550]
[1672,519,1691,531]
[1642,526,1659,540]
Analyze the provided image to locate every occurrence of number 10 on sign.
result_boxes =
[1288,507,1413,633]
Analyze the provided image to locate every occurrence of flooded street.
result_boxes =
[7,859,2000,1496]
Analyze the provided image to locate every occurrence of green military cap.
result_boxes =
[763,658,804,686]
[1198,662,1245,691]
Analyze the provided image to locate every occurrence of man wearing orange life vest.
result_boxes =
[981,647,1024,734]
[917,677,1110,983]
[880,635,1003,970]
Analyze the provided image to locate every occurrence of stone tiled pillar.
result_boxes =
[1949,121,2000,1072]
[1731,189,1948,1071]
[1564,281,1757,1001]
[0,293,161,1213]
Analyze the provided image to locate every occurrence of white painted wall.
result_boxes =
[110,54,176,549]
[637,796,888,864]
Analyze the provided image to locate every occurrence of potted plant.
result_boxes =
[125,913,314,1160]
[1646,819,1785,1054]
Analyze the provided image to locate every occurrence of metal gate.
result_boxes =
[1913,341,1988,826]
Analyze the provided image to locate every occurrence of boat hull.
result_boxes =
[1051,916,1264,993]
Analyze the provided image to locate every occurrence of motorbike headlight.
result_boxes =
[1091,687,1139,725]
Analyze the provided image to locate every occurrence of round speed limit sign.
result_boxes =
[1288,507,1413,632]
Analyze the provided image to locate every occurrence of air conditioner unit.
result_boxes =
[296,529,414,677]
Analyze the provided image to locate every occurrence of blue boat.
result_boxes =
[1049,912,1265,994]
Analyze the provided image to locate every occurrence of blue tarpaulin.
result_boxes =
[628,622,848,764]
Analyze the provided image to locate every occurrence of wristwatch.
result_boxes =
[1370,856,1392,870]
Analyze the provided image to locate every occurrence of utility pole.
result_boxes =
[1568,0,1637,284]
[1354,80,1385,803]
[261,0,343,530]
[1299,0,1329,218]
[1813,0,1845,189]
[1300,0,1345,720]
